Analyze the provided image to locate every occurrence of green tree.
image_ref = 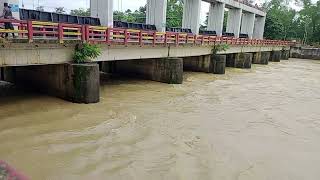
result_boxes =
[55,7,66,14]
[70,8,90,16]
[166,0,183,27]
[36,6,44,11]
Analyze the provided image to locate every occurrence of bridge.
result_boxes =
[0,0,293,104]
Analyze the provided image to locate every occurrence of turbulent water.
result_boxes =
[0,58,320,180]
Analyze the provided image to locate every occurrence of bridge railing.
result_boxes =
[0,19,294,46]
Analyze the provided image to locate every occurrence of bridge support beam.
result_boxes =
[252,52,270,65]
[183,0,201,34]
[226,8,242,38]
[91,0,113,27]
[253,16,266,39]
[183,55,212,73]
[212,55,226,74]
[270,51,281,62]
[235,53,252,68]
[208,2,225,36]
[281,50,290,60]
[240,12,255,39]
[115,58,183,84]
[13,63,100,103]
[146,0,167,32]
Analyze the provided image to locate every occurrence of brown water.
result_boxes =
[0,58,320,180]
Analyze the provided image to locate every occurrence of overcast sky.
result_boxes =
[20,0,211,24]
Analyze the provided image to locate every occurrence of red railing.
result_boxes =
[0,19,294,46]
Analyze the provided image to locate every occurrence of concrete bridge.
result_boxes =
[0,0,292,104]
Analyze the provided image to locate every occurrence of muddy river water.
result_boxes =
[0,58,320,180]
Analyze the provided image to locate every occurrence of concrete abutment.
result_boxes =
[13,63,100,104]
[113,58,183,84]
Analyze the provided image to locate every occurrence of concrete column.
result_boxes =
[182,0,201,34]
[226,54,236,67]
[253,16,266,39]
[252,52,270,65]
[270,51,281,62]
[183,55,212,73]
[240,12,255,39]
[235,53,252,68]
[14,64,100,103]
[146,0,167,32]
[226,8,242,38]
[207,2,225,36]
[91,0,113,27]
[115,58,183,84]
[212,55,226,74]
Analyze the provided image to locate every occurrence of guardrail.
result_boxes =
[0,19,293,47]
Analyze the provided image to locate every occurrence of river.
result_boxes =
[0,58,320,180]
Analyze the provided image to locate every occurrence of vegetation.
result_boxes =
[54,7,66,14]
[73,43,101,64]
[264,0,320,44]
[211,44,230,54]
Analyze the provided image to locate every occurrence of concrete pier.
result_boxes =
[0,67,3,81]
[115,58,183,84]
[212,55,226,74]
[235,53,252,68]
[252,52,270,64]
[183,55,212,73]
[281,50,290,60]
[270,51,281,62]
[13,63,100,103]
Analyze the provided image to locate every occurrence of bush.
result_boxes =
[73,43,101,64]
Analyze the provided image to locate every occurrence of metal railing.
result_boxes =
[0,19,293,46]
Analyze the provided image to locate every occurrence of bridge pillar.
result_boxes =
[240,12,255,39]
[182,0,201,34]
[235,53,252,68]
[207,2,225,36]
[281,50,290,60]
[253,16,266,39]
[212,55,226,74]
[90,0,113,27]
[252,52,270,65]
[183,55,212,73]
[146,0,167,32]
[13,63,100,104]
[270,51,281,62]
[226,54,236,67]
[226,8,242,38]
[115,58,183,84]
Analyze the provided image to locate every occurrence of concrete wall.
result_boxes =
[13,63,100,103]
[291,47,320,60]
[0,44,288,66]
